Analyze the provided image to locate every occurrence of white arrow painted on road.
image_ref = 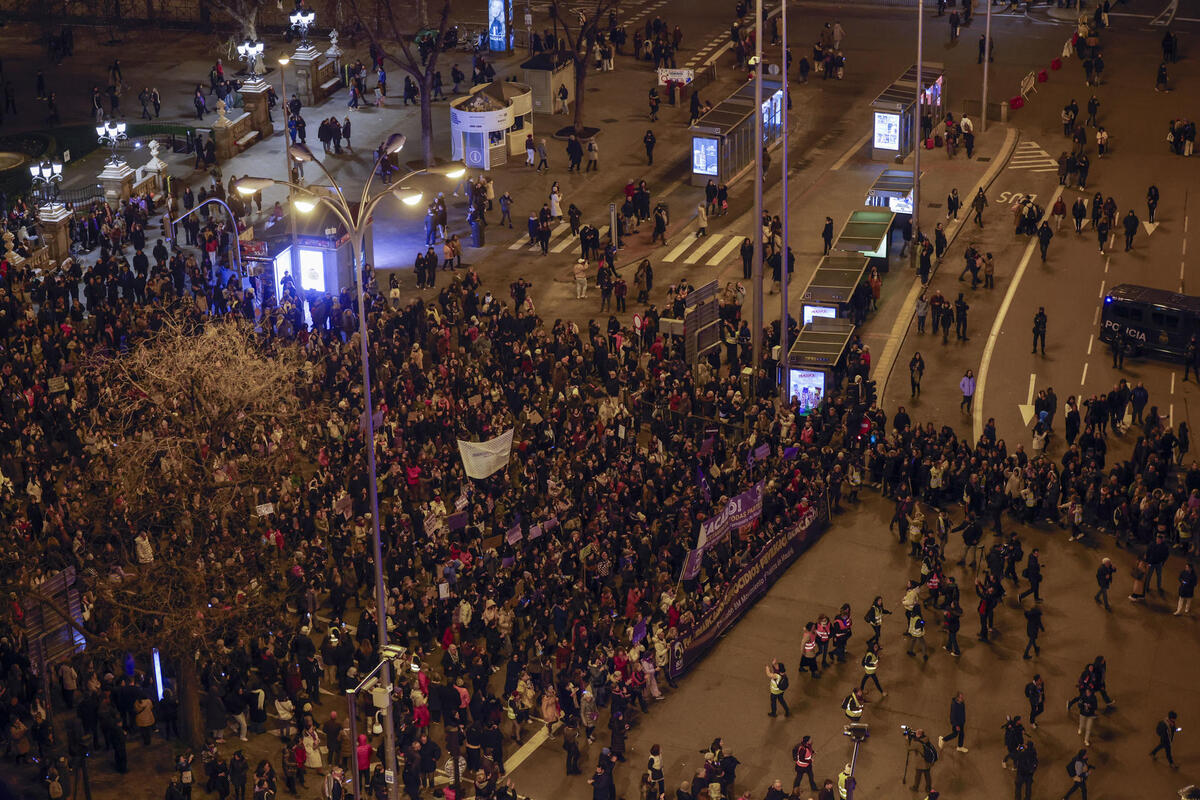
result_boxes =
[1143,221,1160,236]
[1019,373,1037,426]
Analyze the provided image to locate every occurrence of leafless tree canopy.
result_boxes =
[67,317,327,663]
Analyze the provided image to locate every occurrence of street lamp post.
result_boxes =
[981,0,993,132]
[96,119,128,166]
[779,0,790,406]
[750,0,764,371]
[290,7,317,50]
[29,160,64,205]
[237,39,266,88]
[277,56,299,253]
[235,143,463,800]
[911,0,924,271]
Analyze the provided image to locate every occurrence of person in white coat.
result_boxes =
[696,203,708,237]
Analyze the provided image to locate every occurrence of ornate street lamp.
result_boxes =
[29,160,64,205]
[96,120,128,167]
[237,39,266,84]
[289,7,317,48]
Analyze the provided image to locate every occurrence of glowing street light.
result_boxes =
[289,7,317,47]
[237,39,266,81]
[29,160,64,204]
[96,119,128,166]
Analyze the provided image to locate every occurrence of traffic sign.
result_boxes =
[632,313,643,330]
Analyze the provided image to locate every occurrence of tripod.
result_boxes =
[902,746,911,785]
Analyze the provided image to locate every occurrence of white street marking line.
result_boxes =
[1152,0,1179,26]
[1172,372,1176,394]
[684,234,722,263]
[663,236,695,262]
[550,230,580,253]
[1081,362,1088,385]
[1093,306,1100,325]
[708,235,743,266]
[503,727,549,774]
[1098,279,1105,298]
[1105,257,1109,273]
[1087,334,1093,355]
[832,132,871,171]
[975,184,1065,443]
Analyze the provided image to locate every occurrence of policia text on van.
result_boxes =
[1099,284,1200,360]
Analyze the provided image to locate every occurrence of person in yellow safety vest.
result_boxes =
[841,688,865,720]
[858,641,887,697]
[906,605,930,660]
[837,763,854,800]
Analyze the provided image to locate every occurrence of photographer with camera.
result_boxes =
[904,727,937,793]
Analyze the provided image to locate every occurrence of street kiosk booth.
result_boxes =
[865,168,918,214]
[833,209,895,272]
[688,76,784,186]
[800,254,872,323]
[870,63,945,161]
[784,318,857,414]
[520,53,575,114]
[256,205,374,306]
[450,81,533,170]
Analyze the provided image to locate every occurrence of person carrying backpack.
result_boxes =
[907,729,937,793]
[1062,749,1090,799]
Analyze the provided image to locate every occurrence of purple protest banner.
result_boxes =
[680,548,705,582]
[632,619,647,646]
[501,556,516,568]
[528,523,544,541]
[505,525,523,545]
[669,494,830,679]
[695,480,765,550]
[447,510,468,532]
[754,443,770,462]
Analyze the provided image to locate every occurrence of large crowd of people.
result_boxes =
[0,161,1196,800]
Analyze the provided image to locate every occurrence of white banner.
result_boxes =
[457,429,515,479]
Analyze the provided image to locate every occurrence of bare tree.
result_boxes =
[345,0,453,167]
[25,317,329,747]
[550,0,622,136]
[207,0,267,40]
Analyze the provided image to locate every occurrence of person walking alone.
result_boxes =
[1062,749,1091,799]
[859,641,886,697]
[1176,562,1196,615]
[1024,675,1046,729]
[1032,308,1047,355]
[960,370,976,413]
[1123,210,1140,251]
[1037,222,1053,262]
[972,189,988,227]
[792,736,818,792]
[1150,711,1180,767]
[765,660,790,717]
[938,693,968,753]
[1094,557,1116,611]
[1022,605,1044,659]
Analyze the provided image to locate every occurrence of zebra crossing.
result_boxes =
[504,223,609,254]
[502,224,744,268]
[1010,140,1059,173]
[685,4,779,69]
[662,232,744,265]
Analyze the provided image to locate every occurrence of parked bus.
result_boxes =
[1099,283,1200,360]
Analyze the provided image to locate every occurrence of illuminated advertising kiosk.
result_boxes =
[785,318,857,415]
[688,75,783,186]
[870,63,944,161]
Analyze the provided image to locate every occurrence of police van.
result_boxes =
[1099,284,1200,360]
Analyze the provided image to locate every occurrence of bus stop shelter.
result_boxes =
[689,77,784,186]
[866,169,918,214]
[870,63,945,161]
[800,255,871,323]
[833,209,896,271]
[783,318,857,414]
